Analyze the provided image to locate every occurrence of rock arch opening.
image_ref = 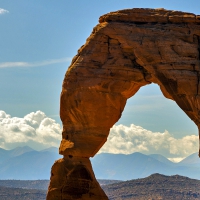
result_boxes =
[99,83,198,161]
[117,83,198,135]
[47,8,200,200]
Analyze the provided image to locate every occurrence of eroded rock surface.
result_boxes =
[46,157,106,199]
[47,8,200,200]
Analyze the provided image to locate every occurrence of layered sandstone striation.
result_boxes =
[47,8,200,200]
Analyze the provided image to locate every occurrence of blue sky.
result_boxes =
[0,1,200,160]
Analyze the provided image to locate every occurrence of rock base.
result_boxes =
[47,157,108,200]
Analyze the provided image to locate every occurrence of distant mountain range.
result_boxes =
[0,146,62,179]
[0,146,200,180]
[91,152,200,180]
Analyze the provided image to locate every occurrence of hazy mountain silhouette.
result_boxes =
[40,147,58,153]
[0,147,199,180]
[178,152,200,166]
[0,146,34,164]
[91,152,200,180]
[0,147,62,179]
[149,154,175,166]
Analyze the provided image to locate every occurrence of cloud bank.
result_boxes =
[0,110,62,150]
[99,124,198,159]
[0,57,72,68]
[0,8,9,15]
[0,110,198,159]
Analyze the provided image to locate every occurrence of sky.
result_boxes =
[0,0,200,161]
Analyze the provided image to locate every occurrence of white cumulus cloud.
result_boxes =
[0,110,62,150]
[0,8,9,15]
[0,110,198,159]
[99,124,198,159]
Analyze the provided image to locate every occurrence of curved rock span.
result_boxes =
[46,8,200,200]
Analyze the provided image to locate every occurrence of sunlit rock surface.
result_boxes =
[47,8,200,200]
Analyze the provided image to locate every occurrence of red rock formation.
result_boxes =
[46,8,200,200]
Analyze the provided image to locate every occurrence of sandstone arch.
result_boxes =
[47,8,200,200]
